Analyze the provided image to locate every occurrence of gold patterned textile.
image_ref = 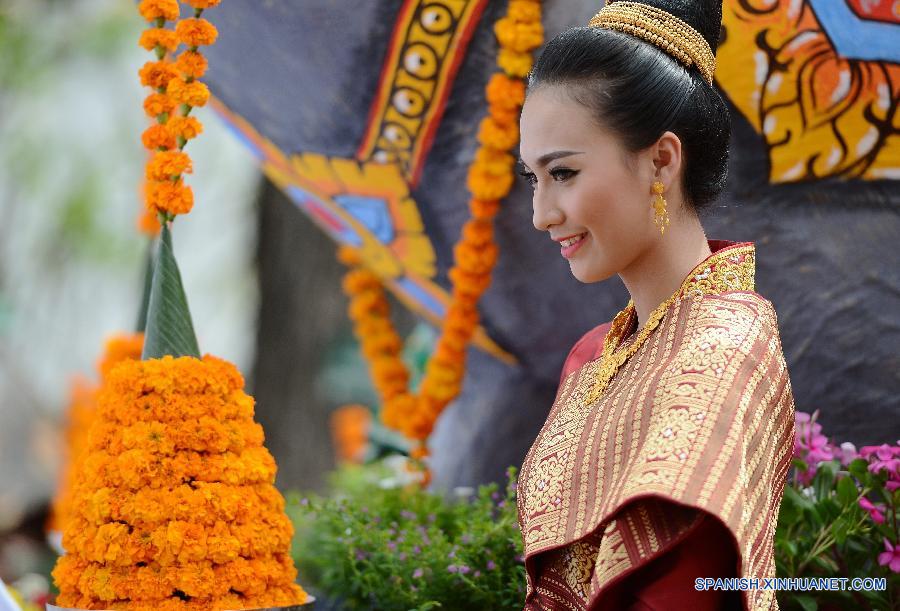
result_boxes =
[517,241,795,610]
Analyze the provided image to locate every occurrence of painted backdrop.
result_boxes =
[202,0,900,488]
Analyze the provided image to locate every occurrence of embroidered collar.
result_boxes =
[679,240,755,298]
[612,240,756,350]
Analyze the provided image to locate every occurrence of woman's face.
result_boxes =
[519,85,659,283]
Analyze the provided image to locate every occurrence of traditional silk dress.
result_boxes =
[517,241,795,611]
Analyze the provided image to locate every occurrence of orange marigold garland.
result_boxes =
[138,0,218,222]
[52,357,309,610]
[339,0,543,480]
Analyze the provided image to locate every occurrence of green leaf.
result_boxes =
[778,494,801,527]
[136,240,154,334]
[784,486,816,513]
[814,461,837,501]
[848,458,869,482]
[836,476,859,507]
[830,515,851,546]
[794,595,818,611]
[142,224,200,360]
[818,498,841,522]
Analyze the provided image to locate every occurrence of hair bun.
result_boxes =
[609,0,724,54]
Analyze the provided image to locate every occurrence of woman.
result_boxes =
[515,1,795,610]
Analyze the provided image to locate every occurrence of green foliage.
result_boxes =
[775,458,899,610]
[287,461,526,611]
[142,224,200,359]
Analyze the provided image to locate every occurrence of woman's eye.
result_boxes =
[518,169,537,186]
[549,168,577,182]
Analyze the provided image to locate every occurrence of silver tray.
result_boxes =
[47,599,314,611]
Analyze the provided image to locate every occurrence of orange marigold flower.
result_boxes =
[137,204,162,236]
[138,60,180,89]
[138,27,179,52]
[97,333,145,380]
[477,116,519,150]
[330,405,372,464]
[146,179,194,216]
[342,268,381,294]
[485,73,525,110]
[461,219,494,246]
[372,357,410,384]
[175,50,209,79]
[381,394,416,431]
[489,104,520,127]
[454,240,499,276]
[449,266,492,297]
[166,115,204,141]
[146,150,193,181]
[167,77,210,107]
[498,48,534,78]
[47,377,97,533]
[143,92,176,117]
[141,123,177,150]
[494,15,544,53]
[337,245,364,266]
[137,0,179,22]
[468,198,501,220]
[175,18,219,47]
[507,0,542,22]
[472,147,515,177]
[467,159,515,201]
[186,0,222,8]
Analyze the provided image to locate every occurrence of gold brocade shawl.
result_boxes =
[517,243,795,611]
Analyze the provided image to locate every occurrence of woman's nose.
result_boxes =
[532,191,564,232]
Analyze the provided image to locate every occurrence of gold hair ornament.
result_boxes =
[652,180,669,234]
[588,1,716,85]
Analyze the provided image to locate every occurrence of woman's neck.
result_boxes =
[619,214,712,329]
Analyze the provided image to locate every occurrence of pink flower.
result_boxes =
[860,444,900,476]
[794,412,835,464]
[859,497,887,524]
[794,411,836,485]
[878,539,900,573]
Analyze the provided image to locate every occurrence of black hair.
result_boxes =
[527,0,730,212]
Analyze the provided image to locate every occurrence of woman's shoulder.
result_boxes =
[681,290,785,364]
[559,321,613,383]
[694,290,780,331]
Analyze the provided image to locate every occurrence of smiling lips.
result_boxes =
[557,233,588,258]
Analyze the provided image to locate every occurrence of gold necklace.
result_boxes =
[584,295,676,405]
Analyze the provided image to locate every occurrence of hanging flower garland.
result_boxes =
[138,0,217,223]
[339,0,544,479]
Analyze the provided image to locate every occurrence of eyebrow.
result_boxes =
[519,150,585,169]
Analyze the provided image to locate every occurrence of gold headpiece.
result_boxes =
[588,1,716,85]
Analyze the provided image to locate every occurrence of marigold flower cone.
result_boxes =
[49,334,145,535]
[52,355,309,611]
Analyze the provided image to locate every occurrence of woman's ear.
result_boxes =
[652,131,683,187]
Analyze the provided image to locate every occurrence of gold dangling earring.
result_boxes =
[652,180,669,235]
